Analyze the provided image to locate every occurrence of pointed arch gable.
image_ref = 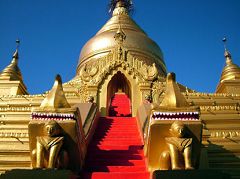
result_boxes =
[98,66,141,116]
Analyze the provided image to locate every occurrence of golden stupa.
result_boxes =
[0,0,239,178]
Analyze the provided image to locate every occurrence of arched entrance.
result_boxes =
[107,71,131,116]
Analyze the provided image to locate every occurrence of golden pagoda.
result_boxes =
[0,1,239,179]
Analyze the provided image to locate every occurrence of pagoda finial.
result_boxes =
[222,37,227,51]
[40,74,71,109]
[222,37,232,65]
[16,39,20,49]
[109,0,133,15]
[13,39,20,60]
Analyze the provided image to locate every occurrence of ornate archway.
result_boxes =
[98,66,141,117]
[76,47,160,116]
[106,71,131,115]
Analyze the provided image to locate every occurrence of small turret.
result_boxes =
[0,49,22,81]
[160,73,189,108]
[40,74,71,109]
[216,38,240,94]
[0,40,28,95]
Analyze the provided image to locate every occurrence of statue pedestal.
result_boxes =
[1,169,79,179]
[153,170,231,179]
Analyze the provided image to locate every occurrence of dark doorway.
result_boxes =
[107,72,131,116]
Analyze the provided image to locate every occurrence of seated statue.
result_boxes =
[159,121,194,170]
[32,120,68,169]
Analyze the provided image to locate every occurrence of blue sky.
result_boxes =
[0,0,239,94]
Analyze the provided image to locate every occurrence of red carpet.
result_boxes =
[109,93,131,117]
[81,117,150,179]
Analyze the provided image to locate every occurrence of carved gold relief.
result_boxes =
[210,131,240,138]
[140,63,158,81]
[200,105,239,111]
[0,107,32,112]
[79,63,98,82]
[114,25,126,45]
[186,92,240,97]
[65,77,89,102]
[0,132,29,138]
[78,48,160,88]
[152,80,165,104]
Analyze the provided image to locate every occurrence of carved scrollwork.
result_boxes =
[78,48,160,87]
[210,130,240,138]
[65,77,89,102]
[78,85,89,102]
[79,63,98,82]
[152,80,165,104]
[139,63,158,81]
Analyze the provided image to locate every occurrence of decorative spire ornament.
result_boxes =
[109,0,133,14]
[16,39,20,49]
[222,37,227,51]
[222,37,232,65]
[114,24,126,45]
[13,39,20,59]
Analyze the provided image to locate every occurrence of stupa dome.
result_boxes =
[77,3,166,75]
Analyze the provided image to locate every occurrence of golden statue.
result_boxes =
[32,120,68,169]
[160,121,194,170]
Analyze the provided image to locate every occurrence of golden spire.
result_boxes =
[160,73,189,108]
[40,74,71,109]
[0,40,23,81]
[219,38,240,83]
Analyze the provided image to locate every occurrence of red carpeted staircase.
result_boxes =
[109,93,131,117]
[82,117,149,179]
